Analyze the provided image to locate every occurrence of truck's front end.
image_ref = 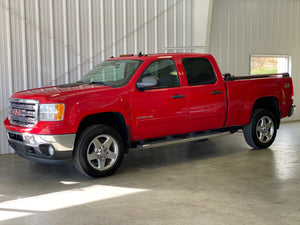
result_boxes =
[5,97,75,163]
[4,56,144,167]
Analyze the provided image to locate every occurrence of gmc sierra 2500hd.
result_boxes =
[4,53,295,177]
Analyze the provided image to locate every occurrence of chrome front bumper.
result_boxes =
[7,130,76,164]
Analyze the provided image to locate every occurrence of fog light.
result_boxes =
[48,146,55,156]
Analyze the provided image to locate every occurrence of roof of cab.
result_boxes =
[107,52,213,61]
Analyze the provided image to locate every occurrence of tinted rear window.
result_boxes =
[182,58,217,86]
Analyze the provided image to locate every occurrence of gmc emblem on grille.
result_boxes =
[11,108,26,117]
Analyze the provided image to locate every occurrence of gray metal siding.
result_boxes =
[0,0,196,154]
[2,0,298,155]
[210,0,300,121]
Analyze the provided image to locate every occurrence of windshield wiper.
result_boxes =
[75,80,86,84]
[89,81,109,86]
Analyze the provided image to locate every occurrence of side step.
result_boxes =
[133,131,230,150]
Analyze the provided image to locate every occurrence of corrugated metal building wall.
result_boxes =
[210,0,300,121]
[1,0,299,154]
[0,0,204,154]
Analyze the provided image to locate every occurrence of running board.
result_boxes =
[133,131,229,150]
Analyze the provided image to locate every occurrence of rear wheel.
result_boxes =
[243,109,277,149]
[73,125,124,178]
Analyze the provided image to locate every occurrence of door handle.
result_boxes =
[172,95,185,99]
[211,91,223,95]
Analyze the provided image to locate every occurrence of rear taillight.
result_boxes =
[291,82,294,97]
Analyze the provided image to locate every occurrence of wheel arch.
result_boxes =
[252,97,280,129]
[75,112,130,152]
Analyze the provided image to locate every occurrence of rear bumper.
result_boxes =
[288,105,296,117]
[6,130,75,164]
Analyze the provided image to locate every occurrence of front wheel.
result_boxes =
[73,125,124,178]
[243,109,277,149]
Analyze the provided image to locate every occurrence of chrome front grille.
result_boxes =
[9,98,39,127]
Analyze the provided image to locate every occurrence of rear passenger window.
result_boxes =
[182,58,217,86]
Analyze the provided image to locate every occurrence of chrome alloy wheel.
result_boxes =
[256,116,275,144]
[86,134,119,171]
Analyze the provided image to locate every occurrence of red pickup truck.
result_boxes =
[4,53,295,177]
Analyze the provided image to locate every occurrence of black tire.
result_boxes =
[73,125,124,178]
[243,109,277,149]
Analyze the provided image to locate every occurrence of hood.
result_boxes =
[11,83,111,103]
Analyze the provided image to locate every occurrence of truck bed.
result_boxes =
[224,73,293,127]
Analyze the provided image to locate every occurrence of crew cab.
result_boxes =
[4,53,295,177]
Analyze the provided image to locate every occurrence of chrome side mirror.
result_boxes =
[136,76,158,90]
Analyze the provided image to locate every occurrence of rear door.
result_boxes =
[130,58,188,141]
[181,57,227,132]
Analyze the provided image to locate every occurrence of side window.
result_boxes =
[182,58,217,86]
[138,59,180,89]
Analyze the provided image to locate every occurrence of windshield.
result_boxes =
[79,59,143,87]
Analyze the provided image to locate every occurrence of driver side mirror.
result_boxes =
[136,76,158,91]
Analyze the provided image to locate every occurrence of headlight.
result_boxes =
[39,104,65,121]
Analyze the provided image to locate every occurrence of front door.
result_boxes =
[130,59,188,141]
